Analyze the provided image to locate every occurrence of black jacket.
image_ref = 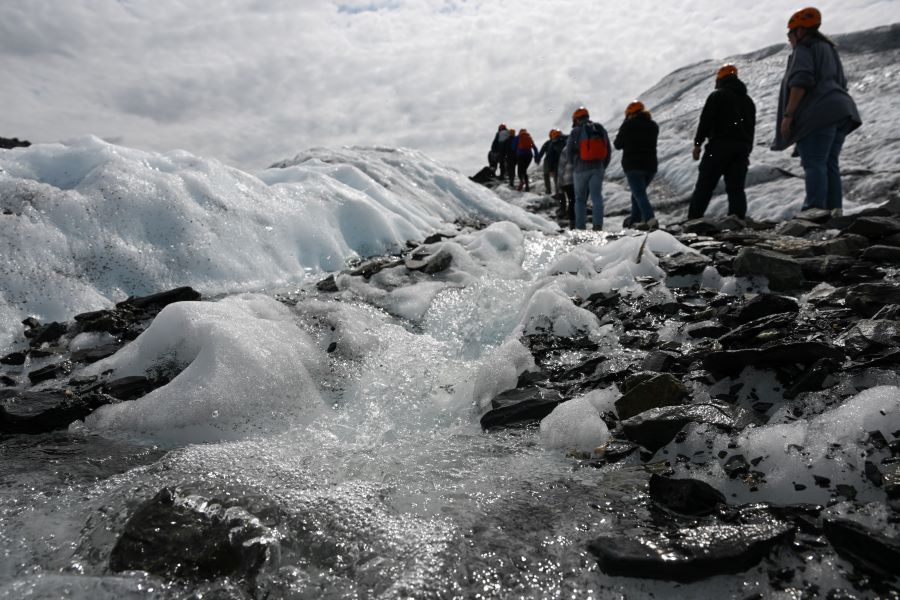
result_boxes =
[613,113,659,173]
[694,77,756,149]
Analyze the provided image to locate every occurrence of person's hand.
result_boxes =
[780,116,793,141]
[692,145,701,161]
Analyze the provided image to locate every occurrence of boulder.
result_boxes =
[648,474,726,516]
[812,234,870,257]
[860,245,900,264]
[480,386,563,430]
[795,255,859,281]
[733,248,805,292]
[405,247,453,274]
[823,518,900,579]
[0,389,115,434]
[620,402,760,451]
[846,216,900,240]
[109,487,277,581]
[776,219,821,237]
[703,341,845,376]
[727,294,799,326]
[658,252,712,277]
[615,374,689,421]
[842,282,900,317]
[116,286,202,313]
[588,521,793,581]
[717,312,799,348]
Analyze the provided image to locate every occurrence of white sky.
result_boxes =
[1,0,896,174]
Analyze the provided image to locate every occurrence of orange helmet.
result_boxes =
[716,63,738,81]
[625,101,645,116]
[572,106,589,121]
[549,128,561,140]
[788,7,821,30]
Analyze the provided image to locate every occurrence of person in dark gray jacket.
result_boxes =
[772,7,862,213]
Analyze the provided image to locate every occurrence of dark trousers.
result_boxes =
[507,155,517,186]
[516,155,533,190]
[563,184,576,228]
[688,141,750,219]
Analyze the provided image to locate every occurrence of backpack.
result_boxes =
[518,131,534,151]
[579,122,609,161]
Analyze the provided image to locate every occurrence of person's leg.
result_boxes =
[564,184,576,228]
[626,170,654,221]
[573,171,589,229]
[722,149,749,218]
[687,150,721,220]
[825,127,848,211]
[797,126,837,210]
[588,169,604,229]
[543,165,551,194]
[488,152,497,175]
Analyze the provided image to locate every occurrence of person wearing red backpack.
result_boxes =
[565,106,612,230]
[515,128,540,191]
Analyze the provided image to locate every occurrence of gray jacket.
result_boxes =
[557,143,575,187]
[772,34,861,150]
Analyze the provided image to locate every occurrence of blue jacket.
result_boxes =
[565,120,612,172]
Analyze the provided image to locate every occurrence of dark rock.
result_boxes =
[783,358,839,399]
[615,373,689,421]
[555,355,607,381]
[724,454,750,478]
[777,219,821,237]
[588,521,793,581]
[598,439,640,462]
[73,310,127,333]
[480,386,563,430]
[0,375,16,386]
[315,275,338,292]
[109,487,276,581]
[349,257,403,279]
[0,137,31,149]
[648,474,726,516]
[823,518,900,579]
[682,219,721,235]
[27,361,72,384]
[641,350,681,373]
[658,252,712,277]
[717,312,799,348]
[865,461,884,487]
[583,290,620,311]
[812,234,870,257]
[796,255,858,281]
[405,247,453,274]
[835,319,900,357]
[860,244,900,264]
[733,248,805,292]
[846,216,900,240]
[703,342,845,376]
[104,375,165,400]
[842,282,900,317]
[25,321,67,347]
[727,294,799,326]
[621,402,760,452]
[684,321,730,339]
[883,232,900,248]
[116,286,202,313]
[71,343,122,364]
[1,351,26,366]
[0,389,115,434]
[422,232,455,245]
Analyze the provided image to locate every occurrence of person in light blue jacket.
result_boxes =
[772,7,861,213]
[565,106,612,230]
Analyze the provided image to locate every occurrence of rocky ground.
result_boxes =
[2,188,899,597]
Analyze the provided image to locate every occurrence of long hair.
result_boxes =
[807,26,836,47]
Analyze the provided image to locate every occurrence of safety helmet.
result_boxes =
[549,129,561,140]
[508,129,516,136]
[572,106,590,121]
[498,123,507,131]
[716,63,738,81]
[625,101,645,116]
[788,7,821,30]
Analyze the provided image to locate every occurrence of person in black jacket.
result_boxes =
[614,101,659,229]
[488,123,509,178]
[688,64,756,220]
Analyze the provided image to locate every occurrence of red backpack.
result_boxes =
[518,131,534,151]
[579,122,609,161]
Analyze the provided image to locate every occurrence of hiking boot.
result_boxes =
[633,221,649,231]
[831,208,843,217]
[647,217,659,231]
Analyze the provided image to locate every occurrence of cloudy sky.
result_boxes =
[1,0,894,175]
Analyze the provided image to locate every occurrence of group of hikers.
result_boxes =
[486,7,862,231]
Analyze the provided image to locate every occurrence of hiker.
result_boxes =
[505,129,518,188]
[536,132,553,194]
[556,137,576,228]
[489,124,509,177]
[614,101,659,230]
[771,7,862,214]
[687,64,756,221]
[565,106,611,230]
[543,129,567,200]
[515,128,539,191]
